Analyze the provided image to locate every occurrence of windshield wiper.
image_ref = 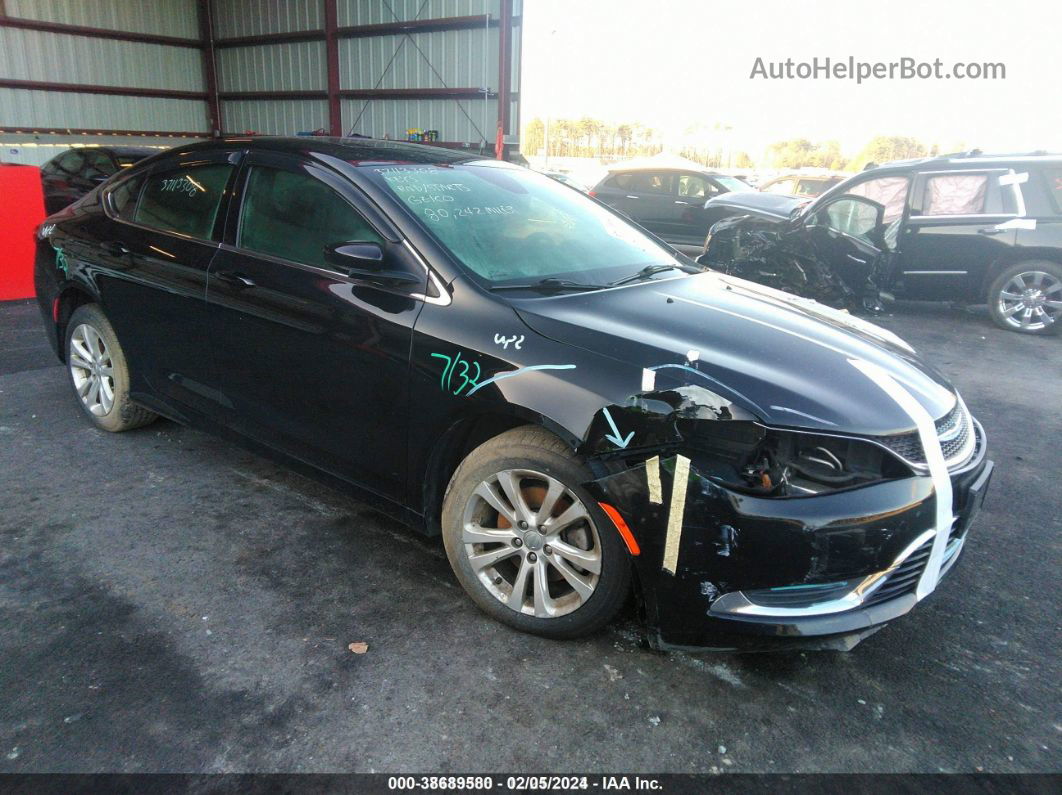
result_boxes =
[609,263,689,287]
[489,278,609,293]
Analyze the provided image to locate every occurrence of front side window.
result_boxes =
[823,198,883,244]
[365,163,678,285]
[678,174,708,199]
[238,166,383,268]
[134,164,233,239]
[845,176,910,223]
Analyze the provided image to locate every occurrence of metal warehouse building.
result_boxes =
[0,0,522,166]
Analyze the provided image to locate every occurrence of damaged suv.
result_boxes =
[36,138,992,652]
[700,152,1062,334]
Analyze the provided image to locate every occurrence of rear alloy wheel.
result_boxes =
[442,426,631,639]
[65,304,157,432]
[988,261,1062,334]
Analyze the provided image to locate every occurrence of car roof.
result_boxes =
[170,135,483,165]
[880,152,1062,170]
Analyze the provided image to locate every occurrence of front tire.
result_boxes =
[441,426,632,639]
[987,260,1062,334]
[65,304,158,432]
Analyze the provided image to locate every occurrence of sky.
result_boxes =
[520,0,1062,158]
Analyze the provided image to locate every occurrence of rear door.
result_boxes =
[664,172,717,246]
[896,168,1020,301]
[96,150,239,413]
[621,171,676,237]
[204,151,426,500]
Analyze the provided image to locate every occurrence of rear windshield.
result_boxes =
[363,163,678,286]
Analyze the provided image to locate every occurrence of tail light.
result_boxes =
[588,190,597,198]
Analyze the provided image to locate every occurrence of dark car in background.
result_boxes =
[590,166,756,254]
[41,146,155,214]
[34,137,991,651]
[700,152,1062,334]
[759,173,846,198]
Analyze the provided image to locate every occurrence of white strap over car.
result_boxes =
[848,358,953,599]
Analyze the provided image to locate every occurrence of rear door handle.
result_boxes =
[626,195,640,200]
[103,241,129,256]
[674,200,694,205]
[214,271,256,289]
[845,254,868,264]
[978,227,1004,235]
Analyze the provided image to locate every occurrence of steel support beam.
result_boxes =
[324,0,342,136]
[196,0,223,137]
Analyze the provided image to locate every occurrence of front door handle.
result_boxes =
[674,200,694,205]
[978,227,1004,236]
[214,271,256,289]
[102,241,129,256]
[625,195,640,200]
[845,253,868,264]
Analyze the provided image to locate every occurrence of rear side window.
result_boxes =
[238,166,383,268]
[921,174,988,215]
[82,150,116,180]
[108,175,145,221]
[629,172,674,194]
[57,150,85,175]
[134,164,233,239]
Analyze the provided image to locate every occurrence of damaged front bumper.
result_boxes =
[583,425,992,652]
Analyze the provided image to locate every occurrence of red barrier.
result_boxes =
[0,164,46,301]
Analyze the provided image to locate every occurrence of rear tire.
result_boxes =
[987,260,1062,334]
[65,304,157,432]
[441,426,632,639]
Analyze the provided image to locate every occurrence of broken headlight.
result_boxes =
[679,419,908,497]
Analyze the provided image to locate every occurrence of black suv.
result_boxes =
[41,146,155,214]
[590,167,755,254]
[699,153,1062,334]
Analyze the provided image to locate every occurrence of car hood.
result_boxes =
[514,272,957,436]
[705,191,809,221]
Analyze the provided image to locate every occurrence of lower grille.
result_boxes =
[864,538,933,606]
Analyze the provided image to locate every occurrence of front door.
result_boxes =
[205,152,426,500]
[802,195,888,302]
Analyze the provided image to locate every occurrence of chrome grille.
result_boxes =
[875,401,975,471]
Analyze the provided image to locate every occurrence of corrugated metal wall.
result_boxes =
[5,0,200,39]
[0,0,209,165]
[213,0,521,143]
[0,0,522,163]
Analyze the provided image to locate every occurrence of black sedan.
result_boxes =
[40,145,156,214]
[33,137,992,651]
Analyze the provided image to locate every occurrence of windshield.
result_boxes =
[363,162,680,287]
[714,175,756,193]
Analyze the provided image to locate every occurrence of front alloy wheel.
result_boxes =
[441,426,631,639]
[462,468,602,618]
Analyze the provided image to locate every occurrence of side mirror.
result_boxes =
[324,241,421,286]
